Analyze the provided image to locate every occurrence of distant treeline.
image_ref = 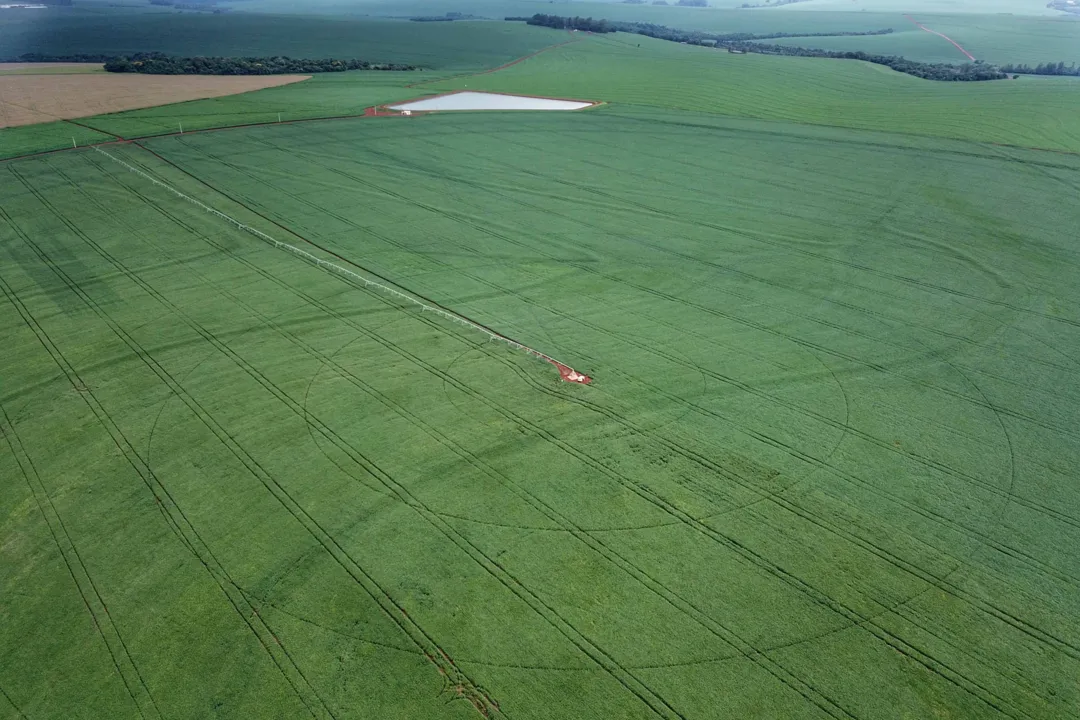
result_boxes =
[149,0,228,11]
[1,53,116,63]
[999,61,1080,76]
[525,14,892,41]
[739,0,810,7]
[526,14,618,33]
[409,12,481,21]
[743,43,1007,80]
[102,53,418,74]
[519,14,1010,81]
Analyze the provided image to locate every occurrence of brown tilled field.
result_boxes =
[0,72,310,128]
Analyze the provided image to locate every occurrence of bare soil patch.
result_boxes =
[0,73,310,128]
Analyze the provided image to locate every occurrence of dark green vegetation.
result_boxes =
[103,53,418,75]
[524,11,897,40]
[3,105,1079,720]
[3,4,1080,719]
[737,41,1007,80]
[522,14,1008,80]
[1000,61,1080,77]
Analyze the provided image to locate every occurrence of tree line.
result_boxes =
[525,14,618,33]
[525,14,892,42]
[519,14,1011,81]
[999,61,1080,77]
[102,53,418,75]
[741,43,1007,80]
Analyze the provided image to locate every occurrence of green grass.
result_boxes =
[763,29,975,64]
[0,121,116,160]
[764,14,1080,65]
[921,14,1080,65]
[424,33,1080,152]
[3,108,1080,719]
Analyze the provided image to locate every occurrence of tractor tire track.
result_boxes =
[4,165,346,720]
[484,129,1080,357]
[100,150,1050,716]
[31,154,684,720]
[143,136,1080,634]
[0,399,161,720]
[18,159,510,719]
[0,684,27,720]
[86,149,860,720]
[350,128,1080,385]
[233,149,1080,676]
[213,142,1078,545]
[146,137,1079,603]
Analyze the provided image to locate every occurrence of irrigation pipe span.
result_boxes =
[93,147,591,384]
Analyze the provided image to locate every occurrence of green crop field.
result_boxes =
[0,121,116,162]
[424,33,1080,152]
[3,4,1080,720]
[764,15,1080,66]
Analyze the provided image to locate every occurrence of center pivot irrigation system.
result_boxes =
[93,147,592,384]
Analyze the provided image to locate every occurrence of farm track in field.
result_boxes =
[101,143,1071,716]
[153,127,1080,606]
[90,147,854,720]
[93,148,876,710]
[95,147,967,714]
[208,133,1075,524]
[905,16,977,62]
[242,125,1080,401]
[0,397,163,720]
[140,133,1080,690]
[4,161,509,720]
[15,151,711,720]
[5,95,1079,717]
[1,170,343,720]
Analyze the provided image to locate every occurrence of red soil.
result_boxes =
[548,360,592,384]
[905,16,976,62]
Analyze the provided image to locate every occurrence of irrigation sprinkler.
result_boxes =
[91,147,592,384]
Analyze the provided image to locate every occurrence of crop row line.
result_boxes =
[92,147,589,383]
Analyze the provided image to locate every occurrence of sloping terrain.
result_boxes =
[2,109,1078,718]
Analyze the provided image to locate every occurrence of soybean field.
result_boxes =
[2,106,1079,718]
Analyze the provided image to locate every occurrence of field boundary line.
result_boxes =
[905,16,976,61]
[92,146,590,383]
